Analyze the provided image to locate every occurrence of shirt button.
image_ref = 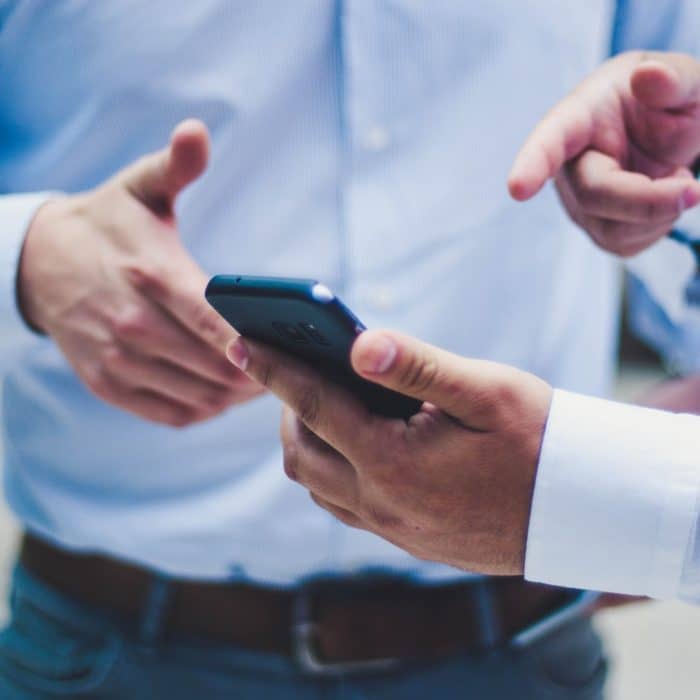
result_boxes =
[370,287,396,311]
[362,125,391,152]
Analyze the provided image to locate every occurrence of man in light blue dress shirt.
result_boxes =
[1,1,698,698]
[226,46,700,607]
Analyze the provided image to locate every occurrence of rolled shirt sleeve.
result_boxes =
[525,389,700,601]
[0,193,54,363]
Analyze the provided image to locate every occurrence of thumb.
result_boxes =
[631,53,700,111]
[120,118,210,217]
[351,330,518,428]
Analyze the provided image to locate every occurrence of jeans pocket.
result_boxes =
[514,618,608,700]
[0,587,122,697]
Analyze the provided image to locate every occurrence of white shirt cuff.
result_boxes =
[0,192,55,347]
[525,389,700,599]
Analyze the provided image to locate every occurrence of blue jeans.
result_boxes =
[0,565,608,699]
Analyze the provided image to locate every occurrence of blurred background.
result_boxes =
[0,282,699,699]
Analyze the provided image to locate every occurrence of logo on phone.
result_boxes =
[272,322,330,346]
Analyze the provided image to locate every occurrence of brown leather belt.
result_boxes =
[20,534,576,673]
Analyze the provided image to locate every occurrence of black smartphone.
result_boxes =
[205,275,422,420]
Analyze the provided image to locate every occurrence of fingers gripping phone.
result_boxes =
[205,276,422,420]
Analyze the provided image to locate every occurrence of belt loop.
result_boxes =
[471,579,502,651]
[139,573,172,647]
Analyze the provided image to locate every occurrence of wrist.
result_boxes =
[16,196,69,333]
[514,381,553,574]
[489,376,551,576]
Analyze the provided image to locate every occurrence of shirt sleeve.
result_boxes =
[0,192,55,367]
[525,389,700,600]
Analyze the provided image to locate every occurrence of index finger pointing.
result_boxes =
[508,96,594,201]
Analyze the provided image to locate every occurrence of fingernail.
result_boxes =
[356,334,397,374]
[227,339,249,371]
[682,187,700,210]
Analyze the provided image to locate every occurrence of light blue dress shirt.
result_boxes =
[0,0,698,587]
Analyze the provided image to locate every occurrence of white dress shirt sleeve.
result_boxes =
[525,389,700,601]
[0,193,54,363]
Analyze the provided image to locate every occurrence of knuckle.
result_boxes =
[468,369,522,423]
[440,376,476,413]
[575,182,598,210]
[588,232,605,249]
[335,506,363,530]
[257,360,275,390]
[397,352,439,395]
[110,305,151,339]
[561,122,586,159]
[596,218,619,240]
[199,387,232,411]
[282,444,300,481]
[179,405,210,425]
[583,216,604,242]
[589,221,634,256]
[167,412,196,429]
[360,501,404,533]
[380,419,408,455]
[492,376,521,408]
[467,389,502,424]
[99,345,128,371]
[331,509,356,528]
[616,242,646,259]
[566,207,588,234]
[311,494,352,527]
[598,229,637,257]
[601,237,627,255]
[647,190,683,223]
[84,365,112,398]
[192,304,228,344]
[493,366,534,411]
[296,386,321,428]
[125,263,168,296]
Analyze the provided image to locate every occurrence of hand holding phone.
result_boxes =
[205,276,422,419]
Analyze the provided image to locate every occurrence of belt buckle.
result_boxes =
[292,583,402,677]
[509,589,599,649]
